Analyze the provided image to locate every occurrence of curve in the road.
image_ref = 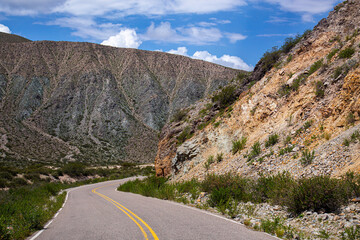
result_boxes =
[92,184,159,240]
[29,178,278,240]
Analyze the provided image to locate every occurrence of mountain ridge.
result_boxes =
[0,38,241,165]
[154,0,360,180]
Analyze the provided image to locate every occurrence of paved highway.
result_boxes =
[30,178,277,240]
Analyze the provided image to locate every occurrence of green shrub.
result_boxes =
[315,81,325,98]
[265,134,279,148]
[202,173,252,203]
[214,121,221,128]
[171,109,188,122]
[341,226,360,240]
[197,121,210,130]
[248,142,261,160]
[284,136,292,145]
[279,146,294,156]
[346,112,355,125]
[177,126,193,145]
[204,156,215,170]
[278,73,308,97]
[260,217,285,236]
[212,85,237,109]
[278,84,292,97]
[209,187,232,207]
[255,172,295,205]
[308,59,323,76]
[216,153,224,163]
[287,176,350,214]
[338,47,355,59]
[327,49,339,60]
[300,149,315,166]
[333,66,344,79]
[62,162,87,177]
[303,120,313,130]
[232,137,247,154]
[286,55,293,63]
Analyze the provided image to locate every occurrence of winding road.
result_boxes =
[29,178,277,240]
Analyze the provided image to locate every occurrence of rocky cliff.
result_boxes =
[0,38,240,165]
[155,0,360,179]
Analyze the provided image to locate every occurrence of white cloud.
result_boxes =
[168,47,188,56]
[47,17,121,40]
[0,24,11,33]
[266,16,291,23]
[193,50,253,71]
[301,14,314,23]
[141,22,180,42]
[167,46,252,71]
[197,22,217,27]
[226,33,247,43]
[261,0,339,22]
[101,28,142,48]
[141,22,240,45]
[0,0,66,15]
[52,0,247,17]
[262,0,338,14]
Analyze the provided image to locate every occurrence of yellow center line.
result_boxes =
[92,184,159,240]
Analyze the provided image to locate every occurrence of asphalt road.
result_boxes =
[30,178,277,240]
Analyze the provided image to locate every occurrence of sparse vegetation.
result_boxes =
[308,59,324,76]
[248,142,261,161]
[171,108,188,122]
[284,136,292,145]
[232,137,247,154]
[216,153,224,163]
[341,226,360,240]
[333,66,344,79]
[177,126,193,145]
[346,112,356,125]
[259,30,311,77]
[214,121,221,128]
[211,85,237,110]
[343,130,360,147]
[300,149,315,166]
[119,171,357,218]
[327,48,339,61]
[303,120,313,130]
[279,146,294,156]
[265,134,279,148]
[338,47,355,59]
[204,156,215,170]
[315,81,325,98]
[278,59,322,97]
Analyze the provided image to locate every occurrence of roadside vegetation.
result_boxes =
[0,162,154,239]
[119,172,360,238]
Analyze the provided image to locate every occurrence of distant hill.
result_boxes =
[0,32,31,43]
[0,39,241,165]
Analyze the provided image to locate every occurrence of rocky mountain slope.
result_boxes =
[155,0,360,180]
[0,36,240,165]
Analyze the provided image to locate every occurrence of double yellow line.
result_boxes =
[92,184,159,240]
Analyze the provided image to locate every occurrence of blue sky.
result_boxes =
[0,0,342,71]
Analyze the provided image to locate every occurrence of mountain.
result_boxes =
[0,38,241,165]
[0,32,31,43]
[155,0,360,179]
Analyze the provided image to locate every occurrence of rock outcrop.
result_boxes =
[155,0,360,179]
[0,38,240,164]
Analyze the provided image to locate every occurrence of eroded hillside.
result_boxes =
[155,0,360,180]
[0,39,240,165]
